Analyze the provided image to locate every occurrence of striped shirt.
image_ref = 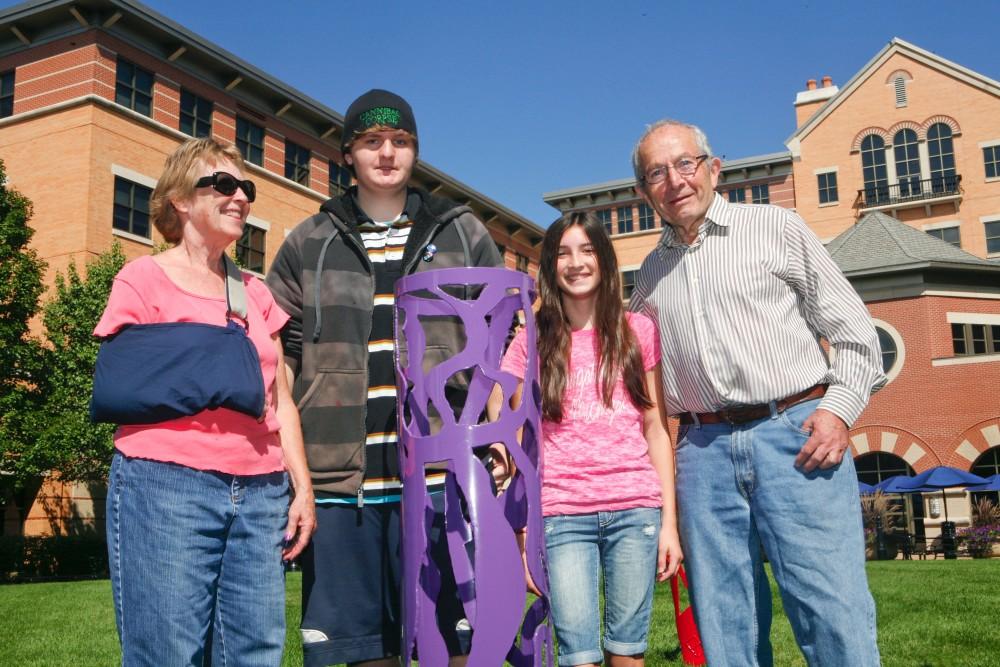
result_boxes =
[629,194,885,426]
[317,215,448,504]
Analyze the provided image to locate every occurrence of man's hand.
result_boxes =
[794,408,850,472]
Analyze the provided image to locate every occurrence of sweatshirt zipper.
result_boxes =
[344,228,374,509]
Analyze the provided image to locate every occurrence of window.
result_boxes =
[875,326,898,374]
[236,117,264,166]
[329,160,352,196]
[284,140,310,185]
[179,89,212,138]
[515,253,529,273]
[861,135,888,205]
[727,188,745,203]
[855,452,915,486]
[817,171,838,204]
[236,224,266,273]
[115,58,153,116]
[927,123,956,193]
[617,206,633,234]
[952,323,1000,356]
[0,70,13,118]
[596,209,612,235]
[893,129,921,198]
[113,176,152,238]
[986,220,1000,254]
[622,270,637,301]
[751,184,770,204]
[926,226,960,247]
[970,447,1000,508]
[495,242,506,262]
[984,145,1000,180]
[638,203,656,231]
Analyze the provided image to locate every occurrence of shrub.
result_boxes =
[956,524,999,559]
[0,535,108,581]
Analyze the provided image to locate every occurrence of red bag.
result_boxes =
[671,565,707,666]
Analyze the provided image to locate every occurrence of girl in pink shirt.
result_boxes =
[498,212,681,667]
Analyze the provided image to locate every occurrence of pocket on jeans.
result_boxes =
[777,401,817,437]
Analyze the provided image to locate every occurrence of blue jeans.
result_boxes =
[675,399,879,667]
[544,507,661,666]
[107,451,289,667]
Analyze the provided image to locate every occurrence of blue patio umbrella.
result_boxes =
[876,475,914,494]
[965,474,1000,492]
[892,466,988,522]
[858,481,878,495]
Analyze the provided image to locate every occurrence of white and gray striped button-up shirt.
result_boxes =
[629,194,885,426]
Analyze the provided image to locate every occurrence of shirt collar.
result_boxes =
[657,193,731,250]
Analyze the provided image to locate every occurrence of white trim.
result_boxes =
[872,319,905,383]
[921,220,960,231]
[923,290,1000,300]
[946,312,1000,325]
[932,353,1000,367]
[619,264,642,272]
[111,164,158,189]
[112,228,153,246]
[977,139,1000,149]
[813,166,839,175]
[818,202,840,208]
[980,214,1000,224]
[245,215,271,232]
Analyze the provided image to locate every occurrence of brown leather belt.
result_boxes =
[680,384,827,426]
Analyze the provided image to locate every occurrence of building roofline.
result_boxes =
[841,260,1000,279]
[542,150,792,203]
[786,37,1000,155]
[0,0,544,235]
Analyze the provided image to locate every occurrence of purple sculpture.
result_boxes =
[394,267,551,666]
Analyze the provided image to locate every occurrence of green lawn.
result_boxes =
[2,561,998,666]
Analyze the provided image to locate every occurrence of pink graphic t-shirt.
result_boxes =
[93,255,289,475]
[501,312,663,516]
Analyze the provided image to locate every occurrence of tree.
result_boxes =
[3,244,125,482]
[0,160,47,486]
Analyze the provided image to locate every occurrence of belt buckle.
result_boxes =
[719,408,742,425]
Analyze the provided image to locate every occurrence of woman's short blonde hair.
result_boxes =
[151,138,246,244]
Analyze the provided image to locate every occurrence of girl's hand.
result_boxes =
[487,443,515,492]
[657,525,683,582]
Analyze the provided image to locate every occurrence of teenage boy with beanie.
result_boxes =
[267,89,502,667]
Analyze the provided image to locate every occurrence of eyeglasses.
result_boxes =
[195,172,257,202]
[641,155,709,185]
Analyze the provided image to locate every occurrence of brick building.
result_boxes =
[544,38,1000,537]
[0,0,544,536]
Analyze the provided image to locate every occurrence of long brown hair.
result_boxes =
[536,212,652,422]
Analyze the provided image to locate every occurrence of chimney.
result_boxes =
[795,75,839,128]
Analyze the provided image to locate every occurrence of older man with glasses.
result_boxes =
[628,119,886,666]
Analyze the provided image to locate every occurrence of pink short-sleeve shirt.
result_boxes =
[501,312,663,516]
[94,256,289,475]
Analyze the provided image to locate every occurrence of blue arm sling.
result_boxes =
[90,256,267,425]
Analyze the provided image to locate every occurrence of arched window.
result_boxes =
[893,129,921,198]
[861,135,888,205]
[970,446,1000,508]
[927,123,956,194]
[855,452,915,486]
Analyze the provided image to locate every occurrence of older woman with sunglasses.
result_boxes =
[94,138,314,666]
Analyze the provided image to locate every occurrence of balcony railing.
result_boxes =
[855,174,962,211]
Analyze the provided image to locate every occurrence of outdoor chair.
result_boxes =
[913,537,942,560]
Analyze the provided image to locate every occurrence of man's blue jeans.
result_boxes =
[107,451,288,666]
[675,399,879,667]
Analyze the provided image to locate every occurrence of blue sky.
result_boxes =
[106,1,1000,225]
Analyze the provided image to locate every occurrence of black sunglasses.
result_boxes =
[195,172,256,202]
